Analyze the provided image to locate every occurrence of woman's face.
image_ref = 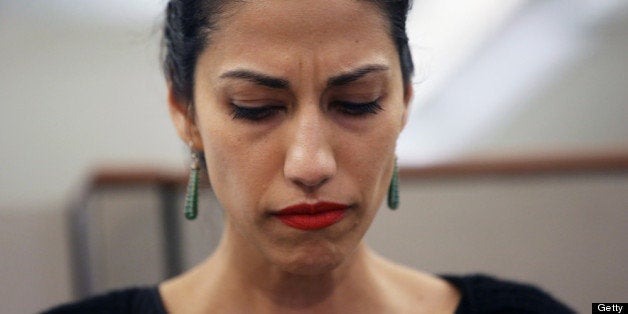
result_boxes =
[172,0,410,274]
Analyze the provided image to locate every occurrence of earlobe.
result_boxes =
[400,84,413,130]
[167,86,203,150]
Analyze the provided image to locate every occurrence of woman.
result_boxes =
[45,0,573,313]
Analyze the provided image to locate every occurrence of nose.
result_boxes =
[284,108,336,191]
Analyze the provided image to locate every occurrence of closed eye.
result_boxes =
[332,100,383,116]
[231,104,284,121]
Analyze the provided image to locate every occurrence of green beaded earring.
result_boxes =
[184,149,200,220]
[387,157,399,210]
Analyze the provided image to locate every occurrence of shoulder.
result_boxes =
[41,286,167,314]
[441,274,575,314]
[371,256,461,313]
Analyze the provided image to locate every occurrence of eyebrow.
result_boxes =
[219,64,389,90]
[327,64,389,87]
[219,70,290,89]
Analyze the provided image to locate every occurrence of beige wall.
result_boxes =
[0,204,72,314]
[4,172,624,313]
[1,2,627,313]
[368,173,628,312]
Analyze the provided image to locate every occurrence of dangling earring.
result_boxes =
[184,147,200,220]
[387,157,399,210]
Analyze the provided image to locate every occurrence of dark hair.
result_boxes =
[163,0,414,105]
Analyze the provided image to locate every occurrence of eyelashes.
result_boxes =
[231,105,283,121]
[332,100,383,116]
[230,100,383,122]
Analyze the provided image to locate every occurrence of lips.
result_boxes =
[273,202,349,230]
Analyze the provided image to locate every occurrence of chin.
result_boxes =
[274,242,349,276]
[254,212,368,276]
[282,256,343,276]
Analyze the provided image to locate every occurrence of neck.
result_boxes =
[195,221,382,312]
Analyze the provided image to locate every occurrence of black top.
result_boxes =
[42,286,167,314]
[42,274,574,313]
[441,274,575,313]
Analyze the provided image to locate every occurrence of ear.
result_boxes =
[167,85,203,151]
[400,83,413,130]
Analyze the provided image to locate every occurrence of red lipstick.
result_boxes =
[274,202,349,230]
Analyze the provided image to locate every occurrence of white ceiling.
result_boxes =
[0,0,167,26]
[3,0,625,167]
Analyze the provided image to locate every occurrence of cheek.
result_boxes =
[198,117,283,216]
[336,112,402,202]
[359,102,404,156]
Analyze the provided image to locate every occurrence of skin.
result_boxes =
[163,0,460,313]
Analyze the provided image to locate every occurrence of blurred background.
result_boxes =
[1,0,627,313]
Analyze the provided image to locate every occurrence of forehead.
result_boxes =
[196,0,399,82]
